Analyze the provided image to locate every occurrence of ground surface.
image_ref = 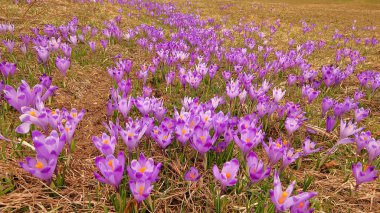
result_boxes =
[0,0,379,212]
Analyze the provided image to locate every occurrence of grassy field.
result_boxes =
[0,0,379,212]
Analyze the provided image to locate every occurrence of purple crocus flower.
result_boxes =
[151,125,174,149]
[20,155,57,182]
[352,162,378,189]
[63,108,85,126]
[4,80,57,112]
[39,74,52,89]
[366,140,380,164]
[0,61,17,78]
[247,151,270,183]
[190,126,217,154]
[127,153,162,182]
[92,133,116,156]
[354,89,364,101]
[60,43,72,58]
[212,158,239,189]
[213,111,229,135]
[270,170,317,212]
[184,167,201,181]
[88,41,96,53]
[234,127,264,154]
[117,95,133,119]
[199,110,213,128]
[2,39,15,54]
[281,148,301,170]
[263,138,286,165]
[58,120,76,145]
[325,116,336,133]
[100,39,108,50]
[94,151,125,190]
[32,130,66,160]
[165,71,175,87]
[175,122,193,146]
[339,120,363,140]
[16,101,50,134]
[55,56,70,76]
[355,131,372,154]
[321,97,335,116]
[119,118,147,152]
[34,46,50,64]
[302,85,320,103]
[355,108,369,122]
[289,193,315,213]
[134,96,152,116]
[273,87,286,103]
[328,120,363,155]
[46,108,63,130]
[285,117,301,135]
[226,79,240,99]
[129,180,154,203]
[302,138,322,156]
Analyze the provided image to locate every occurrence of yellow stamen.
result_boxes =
[189,173,195,179]
[276,143,281,148]
[138,186,144,195]
[153,130,158,134]
[163,135,168,140]
[283,140,287,145]
[29,111,36,117]
[181,129,186,135]
[128,132,133,137]
[108,160,114,170]
[204,116,209,122]
[103,140,109,144]
[139,167,146,173]
[245,138,251,143]
[72,113,77,118]
[278,192,288,204]
[363,164,369,171]
[35,161,44,169]
[200,136,205,143]
[298,202,304,208]
[51,111,57,115]
[65,127,69,132]
[226,172,231,179]
[190,121,195,128]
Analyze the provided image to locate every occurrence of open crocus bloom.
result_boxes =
[234,127,264,154]
[184,167,201,181]
[129,180,154,203]
[190,126,217,154]
[270,170,317,212]
[92,133,116,156]
[302,137,322,156]
[20,155,57,182]
[33,130,66,160]
[16,105,50,134]
[247,152,270,183]
[263,138,286,165]
[127,153,162,182]
[352,162,378,189]
[119,117,147,152]
[212,158,239,189]
[94,152,125,190]
[175,121,193,146]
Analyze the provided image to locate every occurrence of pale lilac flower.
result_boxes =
[212,158,239,189]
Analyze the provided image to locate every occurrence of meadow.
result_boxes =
[0,0,379,212]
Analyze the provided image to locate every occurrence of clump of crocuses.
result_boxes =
[127,153,161,203]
